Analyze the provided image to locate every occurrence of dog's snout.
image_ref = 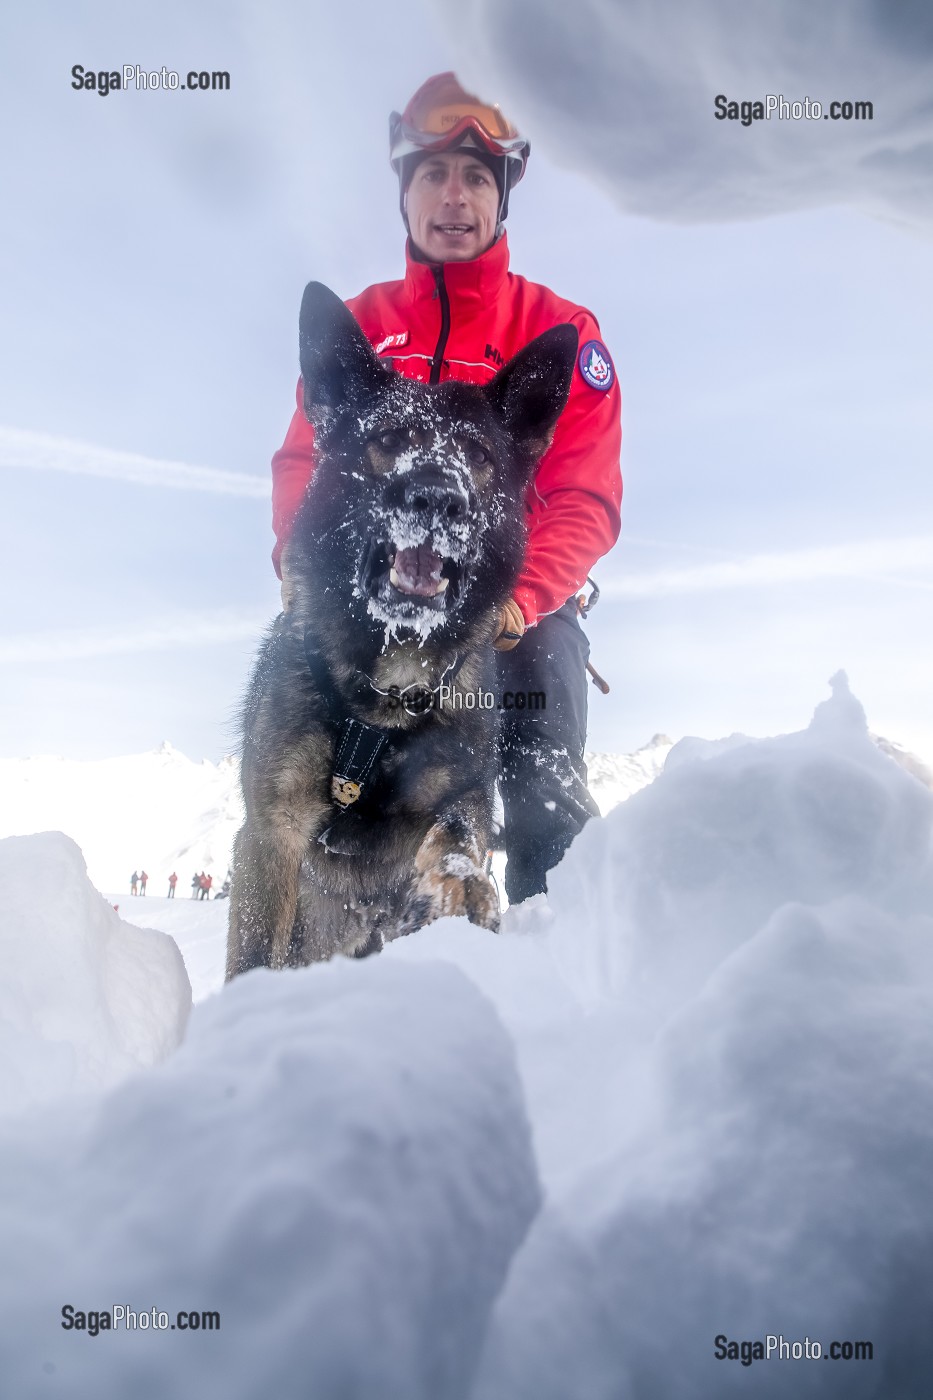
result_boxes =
[400,471,468,520]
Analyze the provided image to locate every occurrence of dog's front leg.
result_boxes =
[405,809,499,935]
[225,817,309,979]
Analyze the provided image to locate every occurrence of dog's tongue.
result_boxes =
[393,544,444,596]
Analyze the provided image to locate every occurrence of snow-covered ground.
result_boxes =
[1,675,932,1397]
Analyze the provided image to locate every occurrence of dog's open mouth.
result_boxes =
[361,540,463,613]
[390,544,448,598]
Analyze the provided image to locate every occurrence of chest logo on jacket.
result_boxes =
[374,330,410,356]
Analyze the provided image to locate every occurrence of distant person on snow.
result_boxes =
[199,873,213,901]
[167,872,178,898]
[130,871,139,896]
[191,872,201,899]
[139,870,148,896]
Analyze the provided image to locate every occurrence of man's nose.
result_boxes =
[442,175,467,204]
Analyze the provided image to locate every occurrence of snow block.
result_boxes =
[466,675,933,1399]
[474,897,933,1400]
[0,832,191,1116]
[0,956,538,1400]
[543,672,933,1020]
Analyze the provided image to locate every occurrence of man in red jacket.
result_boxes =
[271,73,622,904]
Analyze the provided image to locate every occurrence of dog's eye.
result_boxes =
[466,442,490,466]
[376,430,403,453]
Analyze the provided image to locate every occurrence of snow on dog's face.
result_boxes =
[288,282,577,644]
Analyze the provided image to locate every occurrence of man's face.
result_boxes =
[405,152,500,263]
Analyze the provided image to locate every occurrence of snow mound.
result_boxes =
[0,833,190,1117]
[392,673,933,1396]
[472,893,933,1399]
[0,957,537,1400]
[1,674,932,1395]
[544,671,933,1019]
[111,893,230,1005]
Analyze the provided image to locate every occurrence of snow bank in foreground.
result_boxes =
[391,674,933,1397]
[0,833,190,1116]
[469,894,933,1400]
[1,675,932,1397]
[0,957,536,1400]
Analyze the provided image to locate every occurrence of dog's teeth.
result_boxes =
[433,577,449,594]
[389,565,401,588]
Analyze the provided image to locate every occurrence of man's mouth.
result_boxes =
[434,223,473,237]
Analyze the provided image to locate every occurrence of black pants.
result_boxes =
[495,599,600,903]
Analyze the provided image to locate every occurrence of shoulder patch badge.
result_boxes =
[578,339,614,391]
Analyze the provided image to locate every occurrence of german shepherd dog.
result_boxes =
[225,283,577,978]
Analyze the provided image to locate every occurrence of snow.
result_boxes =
[0,958,535,1400]
[585,731,672,812]
[0,742,243,893]
[0,735,669,895]
[107,894,229,1006]
[0,833,190,1117]
[1,675,932,1394]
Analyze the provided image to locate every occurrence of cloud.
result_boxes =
[0,610,271,665]
[428,0,933,231]
[602,533,933,599]
[0,427,268,497]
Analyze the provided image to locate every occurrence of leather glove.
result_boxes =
[493,597,526,651]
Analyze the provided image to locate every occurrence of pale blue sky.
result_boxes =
[1,1,931,761]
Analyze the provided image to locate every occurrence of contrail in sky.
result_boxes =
[0,610,271,665]
[0,426,268,497]
[601,535,933,599]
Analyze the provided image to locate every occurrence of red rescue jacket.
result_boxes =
[271,233,622,627]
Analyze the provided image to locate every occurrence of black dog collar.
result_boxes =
[303,627,464,809]
[330,718,388,807]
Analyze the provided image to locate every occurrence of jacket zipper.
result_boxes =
[430,266,451,384]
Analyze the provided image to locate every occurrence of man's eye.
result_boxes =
[467,442,490,466]
[376,430,402,452]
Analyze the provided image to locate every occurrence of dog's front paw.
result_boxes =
[408,853,499,933]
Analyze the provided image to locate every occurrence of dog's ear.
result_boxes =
[299,282,388,427]
[485,325,579,467]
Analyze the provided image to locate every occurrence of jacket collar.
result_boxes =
[403,231,511,308]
